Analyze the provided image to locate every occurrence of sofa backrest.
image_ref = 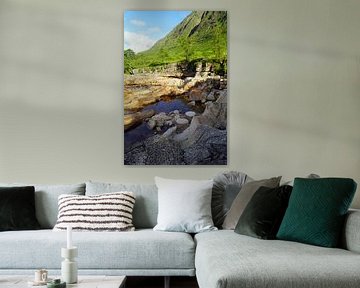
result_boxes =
[0,183,86,229]
[86,181,158,229]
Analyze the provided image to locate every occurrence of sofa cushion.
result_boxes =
[222,176,281,229]
[0,229,195,271]
[0,183,86,229]
[86,181,158,229]
[195,230,360,288]
[153,177,216,233]
[342,209,360,253]
[277,178,357,247]
[0,186,40,231]
[53,192,136,232]
[282,173,320,186]
[212,171,250,228]
[234,185,292,239]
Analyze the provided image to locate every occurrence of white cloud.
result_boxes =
[124,31,156,53]
[130,19,146,27]
[147,26,161,33]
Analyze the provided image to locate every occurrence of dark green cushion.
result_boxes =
[277,178,357,247]
[0,186,41,231]
[235,185,292,239]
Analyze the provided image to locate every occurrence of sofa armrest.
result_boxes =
[342,209,360,253]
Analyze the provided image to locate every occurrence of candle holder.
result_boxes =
[61,247,78,284]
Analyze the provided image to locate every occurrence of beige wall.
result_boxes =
[0,0,359,207]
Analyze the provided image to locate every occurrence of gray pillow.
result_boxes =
[86,181,158,229]
[283,173,320,186]
[222,176,281,230]
[153,177,217,233]
[0,183,85,228]
[212,171,250,228]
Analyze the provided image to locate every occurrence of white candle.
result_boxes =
[67,225,72,249]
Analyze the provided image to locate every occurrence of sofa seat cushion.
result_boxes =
[195,230,360,288]
[0,229,195,270]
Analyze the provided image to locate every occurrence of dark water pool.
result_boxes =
[125,98,201,147]
[143,99,192,114]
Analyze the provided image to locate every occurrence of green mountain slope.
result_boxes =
[126,11,227,72]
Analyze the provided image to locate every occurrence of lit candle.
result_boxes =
[67,225,72,249]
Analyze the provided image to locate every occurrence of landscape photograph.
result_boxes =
[124,10,227,165]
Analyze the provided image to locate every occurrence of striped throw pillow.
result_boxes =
[53,192,136,231]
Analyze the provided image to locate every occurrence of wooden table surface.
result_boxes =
[0,275,126,288]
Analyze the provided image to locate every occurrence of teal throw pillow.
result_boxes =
[277,178,357,247]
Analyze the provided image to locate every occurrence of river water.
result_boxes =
[124,98,203,147]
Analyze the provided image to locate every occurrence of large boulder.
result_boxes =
[124,135,184,165]
[150,112,173,128]
[174,90,227,143]
[124,75,185,110]
[189,87,207,102]
[199,91,227,129]
[124,125,226,165]
[183,125,227,165]
[124,109,155,131]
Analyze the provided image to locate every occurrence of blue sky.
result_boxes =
[124,10,192,53]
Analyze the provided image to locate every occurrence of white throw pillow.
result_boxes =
[153,177,217,233]
[53,192,135,232]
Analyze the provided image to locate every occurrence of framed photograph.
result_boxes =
[124,10,227,165]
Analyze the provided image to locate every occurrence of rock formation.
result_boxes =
[124,62,227,165]
[124,110,155,131]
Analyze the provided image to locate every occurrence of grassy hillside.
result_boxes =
[125,11,227,73]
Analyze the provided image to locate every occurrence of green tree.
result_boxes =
[159,48,169,65]
[124,49,136,74]
[213,24,227,75]
[179,36,193,63]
